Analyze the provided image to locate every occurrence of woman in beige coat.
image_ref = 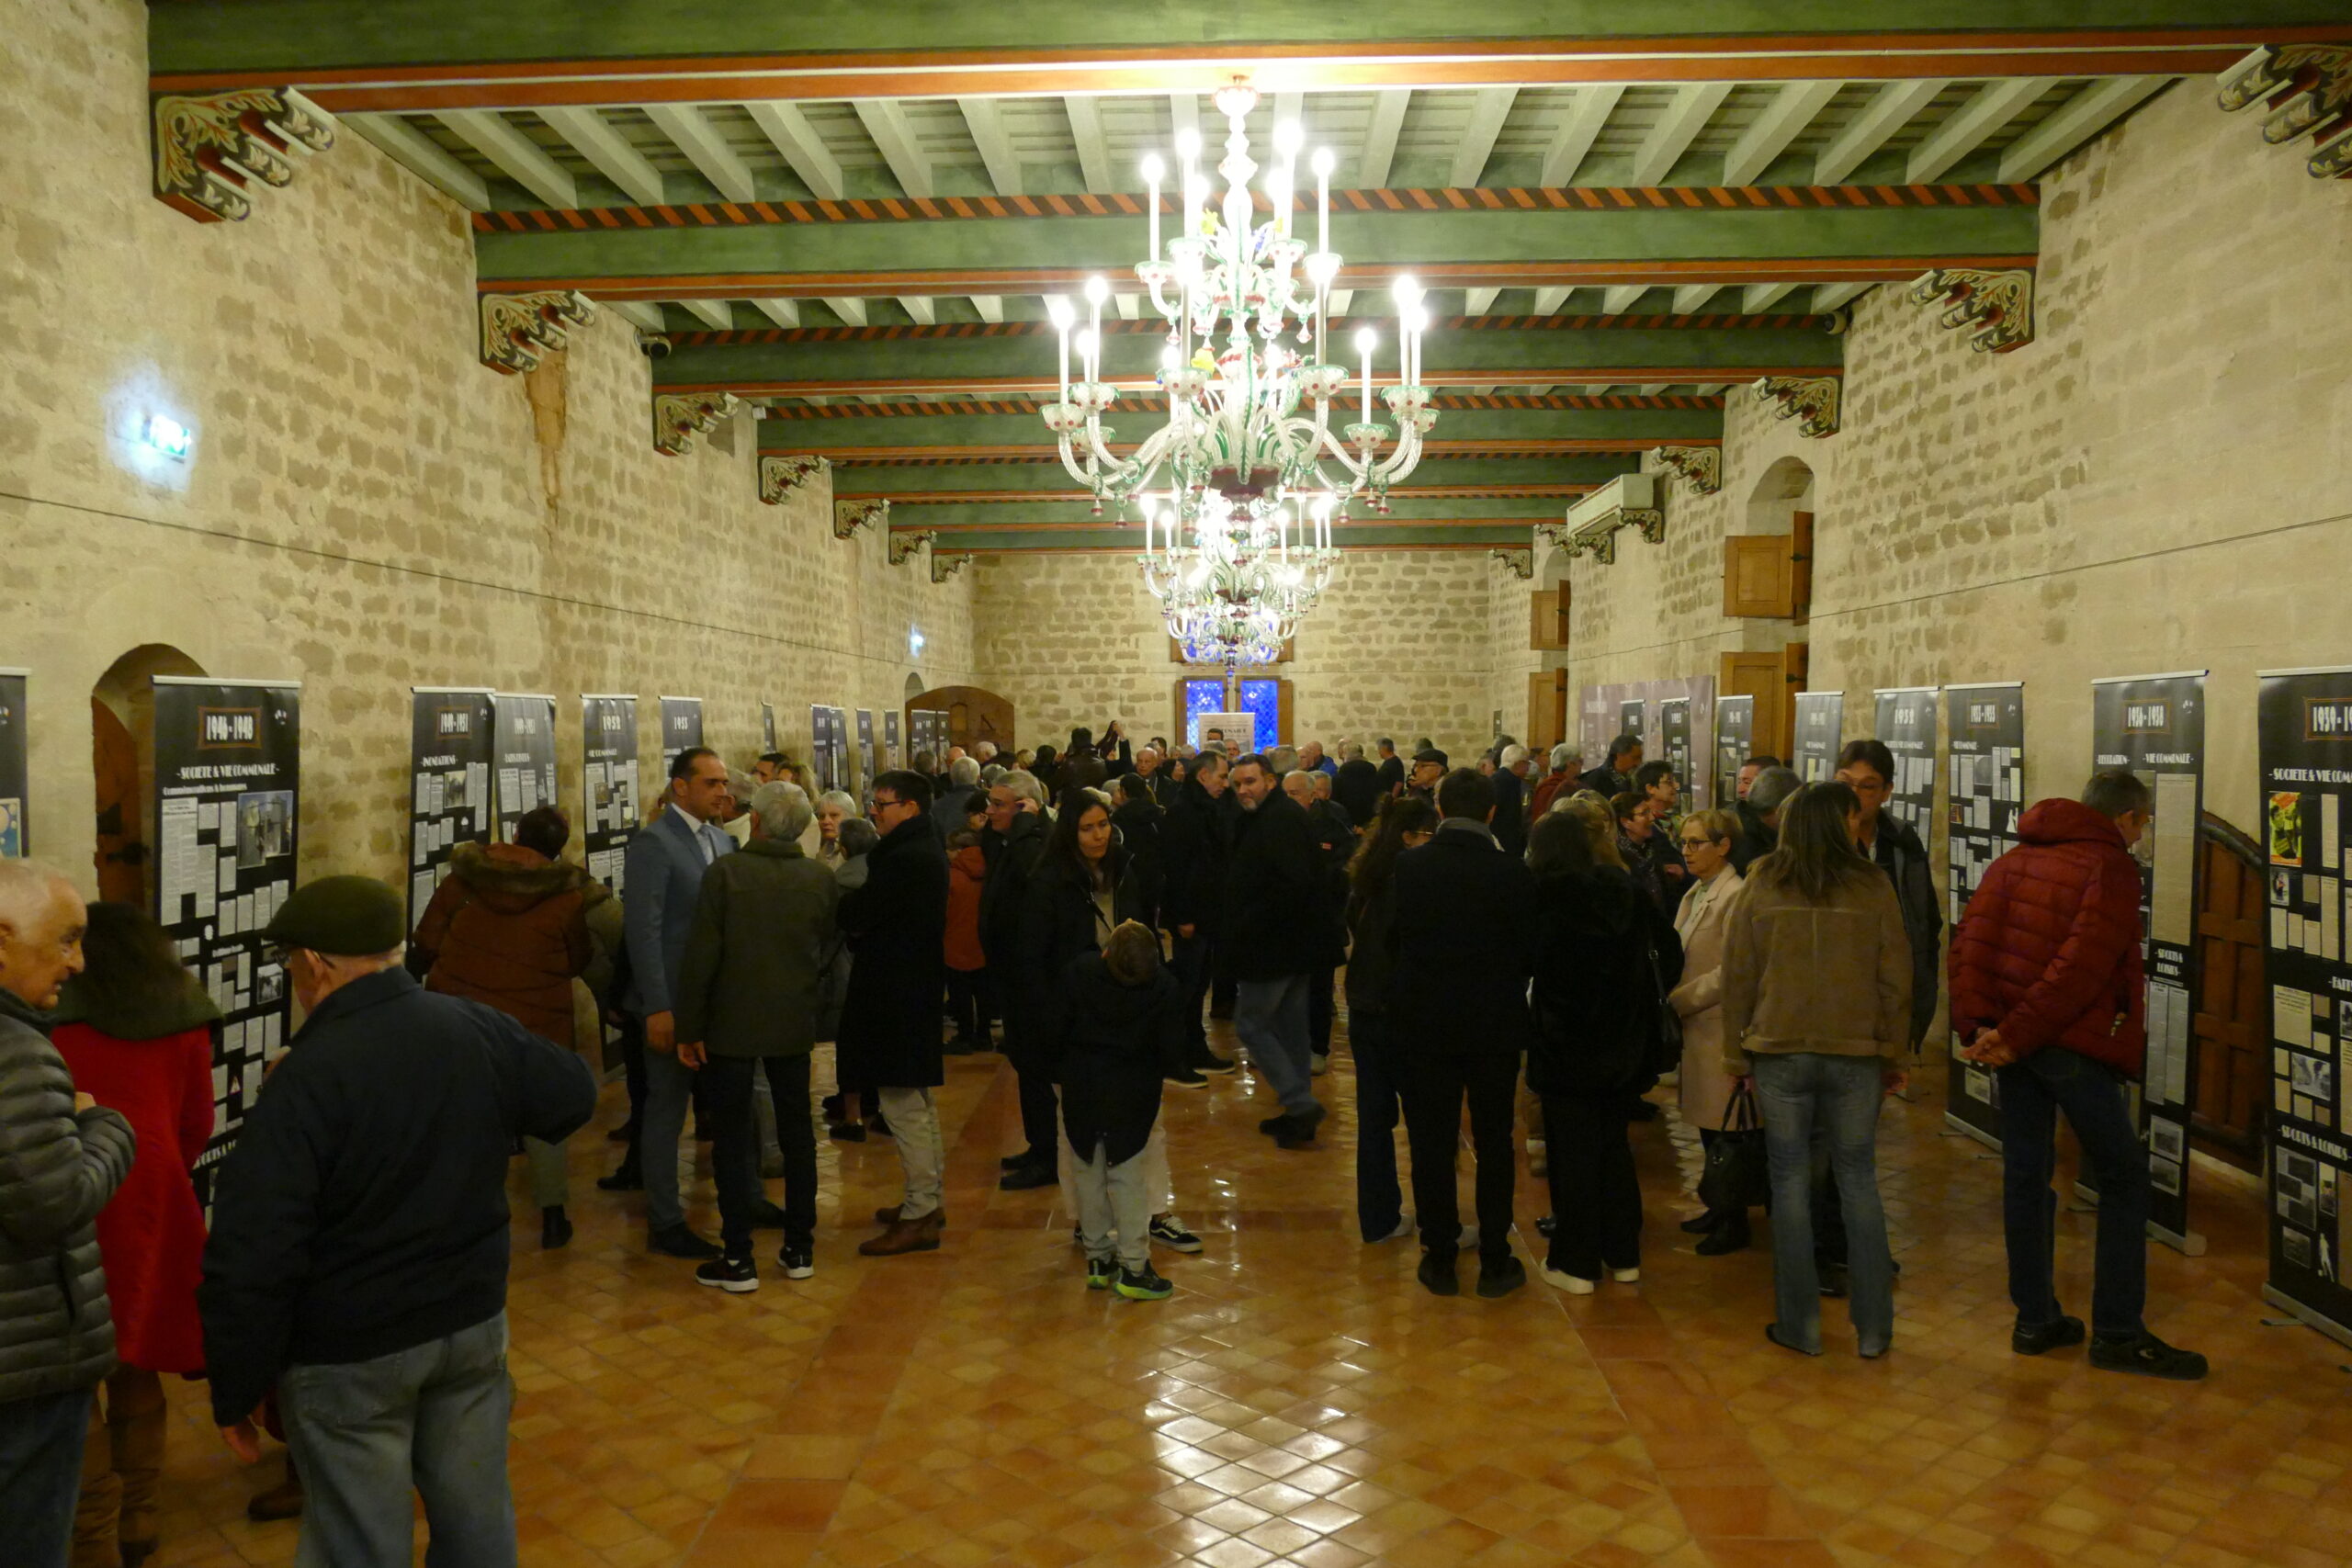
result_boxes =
[1669,808,1750,1253]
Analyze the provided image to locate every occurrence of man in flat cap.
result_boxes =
[200,874,598,1568]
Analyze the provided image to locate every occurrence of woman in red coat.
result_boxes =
[51,901,220,1568]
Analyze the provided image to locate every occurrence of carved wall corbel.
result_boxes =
[1489,548,1533,580]
[1533,524,1569,554]
[1650,445,1723,495]
[1627,508,1666,545]
[834,499,888,539]
[153,88,334,223]
[1565,530,1617,566]
[2218,45,2352,179]
[931,552,973,583]
[652,392,738,456]
[888,530,937,566]
[480,292,596,374]
[759,455,830,503]
[1753,375,1841,438]
[1909,268,2035,354]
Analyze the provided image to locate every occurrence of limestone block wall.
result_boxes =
[0,0,974,889]
[971,550,1498,760]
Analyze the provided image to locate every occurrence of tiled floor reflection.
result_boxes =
[151,1024,2352,1567]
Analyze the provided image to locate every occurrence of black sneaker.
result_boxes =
[1417,1251,1460,1296]
[2089,1330,2208,1381]
[2012,1315,2086,1356]
[1476,1255,1528,1298]
[1114,1264,1174,1301]
[1257,1112,1292,1136]
[1199,1053,1238,1074]
[827,1121,866,1144]
[596,1161,644,1192]
[1164,1066,1209,1089]
[747,1200,788,1229]
[650,1225,722,1261]
[695,1255,759,1293]
[998,1162,1056,1191]
[1817,1263,1850,1299]
[1001,1150,1046,1171]
[1085,1254,1116,1291]
[1148,1215,1204,1253]
[778,1243,814,1280]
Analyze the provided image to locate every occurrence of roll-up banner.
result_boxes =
[152,676,300,1184]
[1792,691,1844,782]
[405,688,494,930]
[0,668,28,855]
[491,694,559,845]
[856,710,877,789]
[659,695,704,776]
[1713,695,1754,809]
[883,711,900,770]
[2257,667,2352,1343]
[811,705,846,793]
[1657,697,1692,814]
[581,695,640,894]
[1871,687,1939,839]
[1617,698,1645,739]
[761,701,778,755]
[1942,682,2027,1145]
[2089,671,2209,1255]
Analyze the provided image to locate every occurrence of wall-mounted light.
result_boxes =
[909,628,926,658]
[141,414,193,460]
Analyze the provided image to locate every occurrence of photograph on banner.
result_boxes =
[659,695,704,776]
[810,705,847,793]
[1657,698,1692,819]
[761,701,777,755]
[2257,667,2352,1339]
[0,668,28,856]
[1713,694,1754,807]
[406,688,494,929]
[1942,682,2026,1142]
[1618,698,1645,739]
[882,710,900,769]
[151,677,300,1184]
[1871,687,1939,837]
[1792,691,1844,783]
[2089,671,2207,1250]
[492,694,559,845]
[857,710,876,790]
[581,694,639,894]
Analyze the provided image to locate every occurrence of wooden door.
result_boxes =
[1525,671,1566,750]
[1719,650,1796,764]
[2190,814,2268,1171]
[909,684,1014,753]
[92,697,146,906]
[1790,510,1815,620]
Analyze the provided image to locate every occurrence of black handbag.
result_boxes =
[1697,1083,1770,1214]
[1644,931,1684,1079]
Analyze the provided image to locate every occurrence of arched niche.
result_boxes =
[909,685,1016,753]
[91,643,207,907]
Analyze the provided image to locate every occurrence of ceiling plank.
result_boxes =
[956,97,1022,196]
[1671,283,1723,312]
[1449,86,1519,186]
[1741,282,1799,310]
[1629,82,1733,186]
[899,296,936,323]
[342,113,490,209]
[1996,75,2171,182]
[1722,80,1841,186]
[825,297,870,326]
[1169,92,1198,148]
[1273,91,1305,134]
[744,102,844,200]
[1538,85,1625,186]
[679,299,733,329]
[1601,284,1648,313]
[607,300,667,332]
[438,108,576,208]
[1814,282,1871,310]
[537,106,665,205]
[1326,288,1352,317]
[854,99,933,198]
[1906,77,2055,181]
[1532,285,1572,314]
[969,295,1005,322]
[751,298,801,328]
[1464,287,1501,315]
[1065,96,1114,193]
[646,103,757,202]
[1359,89,1409,188]
[1813,79,1947,184]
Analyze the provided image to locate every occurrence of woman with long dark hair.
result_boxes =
[1721,781,1912,1359]
[1342,795,1438,1243]
[51,902,220,1568]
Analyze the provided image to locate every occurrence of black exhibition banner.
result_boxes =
[811,705,848,793]
[1943,682,2026,1144]
[1616,698,1645,739]
[1792,691,1844,783]
[1871,687,1939,839]
[856,709,876,788]
[2090,670,2208,1252]
[0,667,27,856]
[761,701,778,755]
[405,687,494,931]
[659,695,704,776]
[581,694,640,895]
[492,694,559,845]
[151,676,300,1180]
[2257,666,2352,1342]
[1713,694,1754,807]
[883,711,900,770]
[1657,697,1692,815]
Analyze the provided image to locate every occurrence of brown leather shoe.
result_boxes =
[246,1454,304,1521]
[873,1203,947,1227]
[858,1213,943,1256]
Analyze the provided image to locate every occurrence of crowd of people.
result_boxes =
[0,718,2209,1567]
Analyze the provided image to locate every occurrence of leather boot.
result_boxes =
[873,1203,948,1227]
[858,1213,943,1256]
[246,1452,303,1522]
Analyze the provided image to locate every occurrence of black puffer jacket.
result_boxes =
[0,989,136,1403]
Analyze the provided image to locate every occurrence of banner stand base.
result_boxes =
[1941,1113,2001,1154]
[2261,1285,2352,1350]
[2069,1180,2207,1256]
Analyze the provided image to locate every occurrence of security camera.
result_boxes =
[637,333,673,359]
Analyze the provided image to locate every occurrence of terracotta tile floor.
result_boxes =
[148,1021,2352,1568]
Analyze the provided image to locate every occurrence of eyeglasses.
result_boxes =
[1679,837,1717,850]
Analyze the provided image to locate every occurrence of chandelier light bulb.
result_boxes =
[1311,147,1335,178]
[1174,125,1201,163]
[1391,274,1423,307]
[1353,328,1376,355]
[1075,327,1098,358]
[1140,152,1165,185]
[1046,296,1076,330]
[1083,275,1111,306]
[1273,120,1304,158]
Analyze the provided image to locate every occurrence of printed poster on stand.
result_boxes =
[882,711,900,770]
[1577,677,1715,808]
[1942,682,2026,1145]
[1792,691,1844,782]
[405,687,494,931]
[761,702,777,755]
[1713,694,1754,810]
[811,705,849,794]
[2257,667,2352,1343]
[2089,670,2208,1254]
[856,710,876,790]
[659,695,704,776]
[492,694,559,845]
[1871,687,1939,838]
[581,695,639,895]
[0,668,28,856]
[1657,697,1693,816]
[151,675,300,1188]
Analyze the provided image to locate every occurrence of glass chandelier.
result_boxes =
[1042,84,1438,665]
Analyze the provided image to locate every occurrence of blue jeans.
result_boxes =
[1351,1012,1404,1239]
[1752,1054,1894,1355]
[641,1045,695,1234]
[1234,975,1317,1117]
[0,1386,91,1568]
[279,1313,515,1568]
[1997,1048,2149,1337]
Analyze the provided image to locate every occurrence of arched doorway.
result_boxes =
[1719,457,1815,759]
[908,685,1015,753]
[91,644,206,907]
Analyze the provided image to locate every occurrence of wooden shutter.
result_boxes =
[1791,511,1815,620]
[1724,536,1794,617]
[1530,585,1569,650]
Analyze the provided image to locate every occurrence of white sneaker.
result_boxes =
[1542,1266,1596,1295]
[1374,1213,1415,1244]
[1311,1052,1330,1076]
[1611,1267,1642,1284]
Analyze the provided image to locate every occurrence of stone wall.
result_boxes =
[0,0,973,887]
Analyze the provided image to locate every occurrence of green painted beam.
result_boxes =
[931,525,1533,552]
[834,454,1635,494]
[484,204,2033,300]
[760,403,1722,453]
[884,496,1585,527]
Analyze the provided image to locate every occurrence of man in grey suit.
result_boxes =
[604,746,735,1258]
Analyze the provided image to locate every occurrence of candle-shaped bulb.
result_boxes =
[1273,120,1304,159]
[1046,296,1076,331]
[1174,125,1201,164]
[1140,152,1164,185]
[1083,275,1111,307]
[1353,327,1376,356]
[1311,147,1334,178]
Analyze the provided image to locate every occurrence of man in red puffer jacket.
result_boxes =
[1949,768,2205,1381]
